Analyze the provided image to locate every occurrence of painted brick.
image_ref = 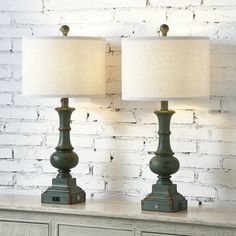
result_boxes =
[0,94,11,105]
[13,146,54,160]
[145,140,197,153]
[149,0,201,6]
[78,149,111,163]
[38,107,87,122]
[114,8,166,22]
[106,80,121,94]
[103,124,156,138]
[45,0,146,10]
[199,141,236,155]
[0,52,21,65]
[89,110,135,123]
[106,66,121,82]
[0,134,42,146]
[31,25,61,36]
[195,111,234,127]
[197,170,236,188]
[170,98,220,111]
[178,182,216,198]
[0,159,36,172]
[223,158,236,170]
[13,12,61,25]
[12,39,21,52]
[195,9,236,23]
[0,0,42,11]
[0,81,20,92]
[106,52,121,67]
[12,65,21,79]
[95,138,144,151]
[211,53,236,67]
[221,98,236,112]
[0,39,11,51]
[94,164,141,178]
[0,148,13,159]
[14,94,58,106]
[218,23,236,40]
[0,173,14,185]
[106,178,151,195]
[178,153,222,169]
[71,123,103,136]
[0,13,12,24]
[61,9,114,24]
[218,188,236,201]
[211,40,236,53]
[72,96,112,109]
[210,67,236,85]
[211,128,236,142]
[204,0,236,6]
[171,126,209,141]
[0,66,11,78]
[0,107,37,119]
[167,9,193,23]
[73,175,105,191]
[110,151,146,165]
[0,27,31,37]
[16,173,52,186]
[191,22,219,38]
[135,110,194,124]
[5,121,54,134]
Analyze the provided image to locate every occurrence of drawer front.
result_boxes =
[0,221,48,236]
[59,225,132,236]
[142,232,187,236]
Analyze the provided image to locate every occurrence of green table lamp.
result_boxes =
[22,26,105,204]
[122,25,210,212]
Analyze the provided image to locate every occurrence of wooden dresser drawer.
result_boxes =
[59,224,132,236]
[142,232,187,236]
[0,221,49,236]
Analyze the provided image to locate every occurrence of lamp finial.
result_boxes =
[60,25,70,36]
[160,24,169,36]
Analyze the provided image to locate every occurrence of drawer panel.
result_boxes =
[142,232,186,236]
[59,225,132,236]
[0,221,48,236]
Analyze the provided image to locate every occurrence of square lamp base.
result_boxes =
[41,177,86,204]
[142,183,187,212]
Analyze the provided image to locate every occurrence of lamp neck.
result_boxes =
[61,97,69,108]
[161,100,168,111]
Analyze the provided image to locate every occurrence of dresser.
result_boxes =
[0,195,235,236]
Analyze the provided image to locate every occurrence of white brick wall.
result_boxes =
[0,0,236,207]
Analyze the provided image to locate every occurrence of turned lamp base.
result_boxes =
[142,101,187,212]
[41,98,86,205]
[142,183,187,212]
[42,177,85,204]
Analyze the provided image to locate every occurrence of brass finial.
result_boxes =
[160,24,169,36]
[60,25,70,36]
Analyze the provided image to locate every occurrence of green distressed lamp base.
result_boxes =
[142,183,187,212]
[41,177,86,204]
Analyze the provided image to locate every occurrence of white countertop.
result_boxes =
[0,195,235,229]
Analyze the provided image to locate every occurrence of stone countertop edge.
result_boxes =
[0,194,235,229]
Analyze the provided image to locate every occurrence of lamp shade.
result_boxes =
[122,37,210,101]
[22,37,105,97]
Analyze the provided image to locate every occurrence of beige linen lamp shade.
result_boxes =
[22,36,105,97]
[122,37,210,100]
